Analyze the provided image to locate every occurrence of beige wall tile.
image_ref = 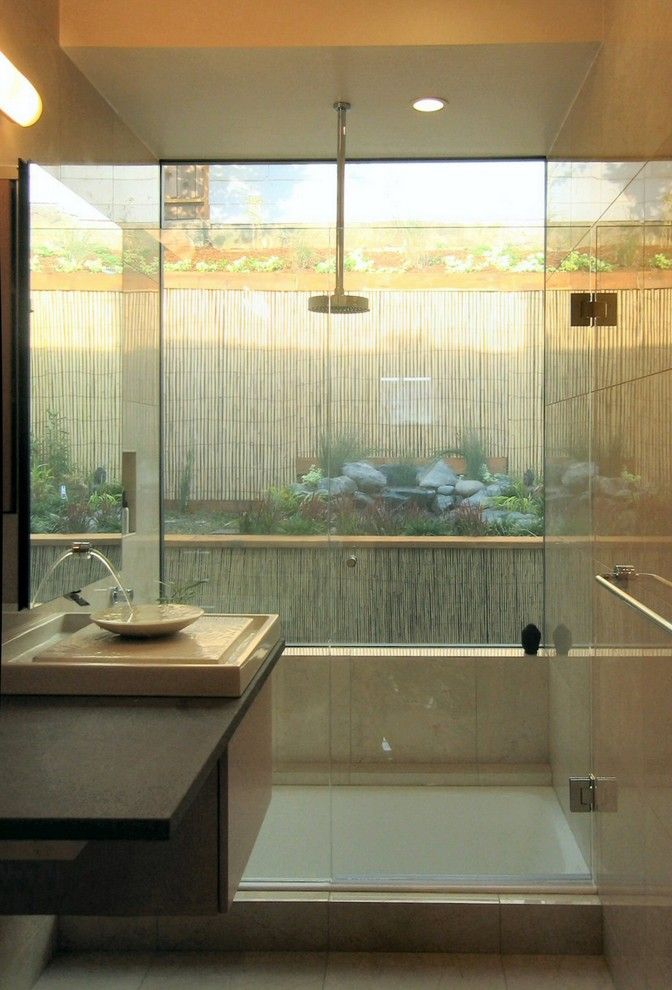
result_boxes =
[348,657,477,767]
[500,901,602,955]
[327,898,500,953]
[0,916,55,990]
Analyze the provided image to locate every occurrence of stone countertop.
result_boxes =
[0,641,283,841]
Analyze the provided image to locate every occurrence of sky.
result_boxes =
[209,160,547,227]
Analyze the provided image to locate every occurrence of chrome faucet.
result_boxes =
[30,541,132,610]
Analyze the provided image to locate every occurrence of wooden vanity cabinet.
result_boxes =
[0,680,272,915]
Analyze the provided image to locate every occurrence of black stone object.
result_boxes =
[521,623,542,655]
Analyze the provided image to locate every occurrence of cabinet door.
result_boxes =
[220,679,272,909]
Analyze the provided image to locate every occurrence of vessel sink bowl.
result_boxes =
[1,612,282,697]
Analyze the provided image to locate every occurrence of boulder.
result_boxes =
[594,476,628,498]
[483,508,508,524]
[561,461,597,491]
[353,491,375,506]
[343,461,387,491]
[318,475,357,497]
[379,463,420,486]
[437,484,455,495]
[434,494,455,512]
[507,512,539,531]
[463,489,491,507]
[418,460,459,489]
[455,479,484,497]
[290,483,319,498]
[384,486,434,507]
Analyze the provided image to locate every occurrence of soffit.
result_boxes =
[62,43,600,160]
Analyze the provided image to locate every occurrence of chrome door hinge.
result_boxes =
[570,292,618,327]
[569,774,618,813]
[569,774,596,812]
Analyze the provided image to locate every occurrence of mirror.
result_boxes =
[27,164,160,607]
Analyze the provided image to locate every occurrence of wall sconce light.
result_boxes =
[0,52,42,127]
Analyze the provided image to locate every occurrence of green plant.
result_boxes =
[493,478,544,517]
[238,498,283,534]
[451,504,489,536]
[32,410,72,482]
[157,578,209,604]
[557,250,614,273]
[277,514,326,535]
[317,432,373,476]
[402,513,452,536]
[434,429,489,481]
[650,253,672,270]
[268,485,302,514]
[300,465,324,490]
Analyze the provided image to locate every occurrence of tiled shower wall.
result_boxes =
[272,651,549,786]
[547,1,672,985]
[545,164,672,990]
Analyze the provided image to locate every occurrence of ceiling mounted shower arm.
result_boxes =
[334,101,349,298]
[308,100,368,314]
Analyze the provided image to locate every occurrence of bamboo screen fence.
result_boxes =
[162,287,544,501]
[31,286,546,498]
[33,285,672,503]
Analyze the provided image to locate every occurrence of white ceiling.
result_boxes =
[64,43,599,160]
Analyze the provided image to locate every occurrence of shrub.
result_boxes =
[317,432,373,477]
[557,250,614,273]
[451,504,489,536]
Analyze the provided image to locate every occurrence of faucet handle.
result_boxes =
[111,587,134,605]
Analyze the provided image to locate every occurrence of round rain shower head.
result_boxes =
[308,292,369,315]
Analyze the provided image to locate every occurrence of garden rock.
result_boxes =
[485,483,505,496]
[463,489,491,507]
[455,479,484,497]
[483,509,508,524]
[594,476,628,498]
[290,483,318,498]
[434,494,455,512]
[379,463,420,485]
[385,487,434,507]
[437,485,455,495]
[561,462,597,491]
[418,460,459,489]
[353,491,374,506]
[343,461,387,491]
[318,475,357,497]
[507,512,538,531]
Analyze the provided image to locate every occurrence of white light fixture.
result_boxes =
[0,52,42,127]
[412,97,446,113]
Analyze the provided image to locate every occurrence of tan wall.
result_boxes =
[551,0,672,161]
[60,0,604,49]
[0,4,155,982]
[0,0,153,167]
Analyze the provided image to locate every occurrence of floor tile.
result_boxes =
[33,951,153,989]
[140,951,326,989]
[323,951,446,988]
[438,954,507,987]
[502,954,615,988]
[32,950,615,990]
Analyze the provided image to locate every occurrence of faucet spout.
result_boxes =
[30,541,131,611]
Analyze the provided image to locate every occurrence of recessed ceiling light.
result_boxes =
[412,97,446,113]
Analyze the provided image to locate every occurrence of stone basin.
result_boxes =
[1,612,282,697]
